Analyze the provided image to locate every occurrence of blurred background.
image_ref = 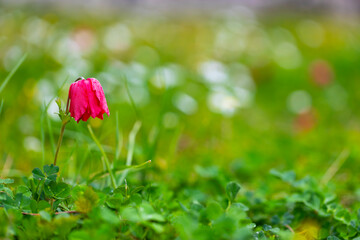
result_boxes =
[0,0,360,203]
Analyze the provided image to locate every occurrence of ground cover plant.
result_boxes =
[1,5,360,240]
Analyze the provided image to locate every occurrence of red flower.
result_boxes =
[69,78,110,122]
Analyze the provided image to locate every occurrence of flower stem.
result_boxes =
[53,93,71,166]
[53,120,68,166]
[87,125,117,189]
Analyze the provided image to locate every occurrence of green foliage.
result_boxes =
[1,164,71,215]
[226,181,241,202]
[32,164,59,184]
[0,178,14,184]
[2,164,359,239]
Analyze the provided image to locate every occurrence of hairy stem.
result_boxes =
[53,121,68,166]
[53,93,71,166]
[22,211,79,216]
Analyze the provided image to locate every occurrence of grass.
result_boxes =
[0,53,27,94]
[0,7,360,240]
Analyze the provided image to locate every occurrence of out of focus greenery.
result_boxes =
[1,6,360,239]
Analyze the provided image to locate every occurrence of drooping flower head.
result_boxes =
[69,77,110,122]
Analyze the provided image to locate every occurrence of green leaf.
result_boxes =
[327,236,340,240]
[270,169,296,185]
[38,200,51,210]
[16,185,31,198]
[44,182,71,200]
[43,164,59,184]
[334,209,351,225]
[190,201,205,212]
[0,184,14,198]
[130,186,145,195]
[33,165,59,185]
[206,201,223,220]
[32,168,45,181]
[178,201,189,212]
[0,179,14,184]
[28,199,50,213]
[139,202,165,222]
[0,193,6,200]
[232,202,249,211]
[39,210,51,222]
[44,164,59,177]
[43,183,54,198]
[120,201,165,224]
[304,193,321,211]
[30,199,38,212]
[43,164,59,175]
[195,165,219,178]
[53,182,71,199]
[226,182,241,202]
[269,227,280,234]
[146,222,164,233]
[227,204,248,222]
[14,193,31,210]
[99,207,120,225]
[130,193,142,205]
[106,193,124,209]
[53,199,62,211]
[121,207,141,222]
[69,231,90,239]
[113,186,127,196]
[212,216,237,236]
[263,224,272,231]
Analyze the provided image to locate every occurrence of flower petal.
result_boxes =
[83,79,103,118]
[81,108,91,122]
[69,80,88,122]
[89,78,110,117]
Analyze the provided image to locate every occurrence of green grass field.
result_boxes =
[1,7,360,239]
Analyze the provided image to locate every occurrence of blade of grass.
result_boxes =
[56,75,70,94]
[115,111,123,161]
[145,72,171,161]
[1,154,13,178]
[87,125,117,189]
[65,129,93,142]
[39,94,59,159]
[123,74,150,171]
[321,149,350,185]
[74,144,90,184]
[0,99,3,115]
[40,100,56,165]
[40,103,46,165]
[168,124,184,169]
[59,142,78,180]
[45,76,70,156]
[0,53,27,94]
[46,116,56,155]
[88,160,151,183]
[118,121,142,185]
[123,75,140,119]
[40,98,58,165]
